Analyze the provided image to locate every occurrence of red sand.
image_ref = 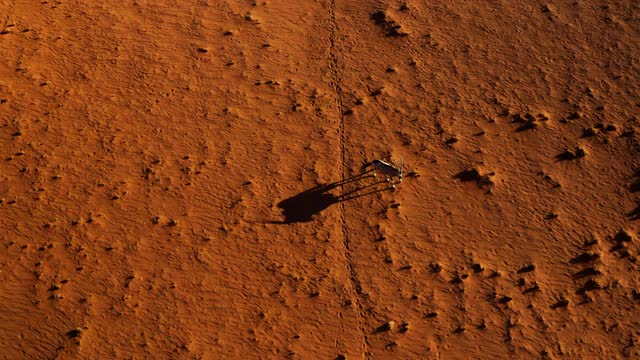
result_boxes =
[1,1,639,358]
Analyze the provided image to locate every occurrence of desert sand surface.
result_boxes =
[1,1,639,359]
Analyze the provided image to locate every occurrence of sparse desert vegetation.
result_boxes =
[0,1,639,359]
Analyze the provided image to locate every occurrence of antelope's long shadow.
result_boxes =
[268,171,391,224]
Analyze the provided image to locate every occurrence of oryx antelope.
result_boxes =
[368,156,404,189]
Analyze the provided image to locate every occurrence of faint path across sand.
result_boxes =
[326,0,372,358]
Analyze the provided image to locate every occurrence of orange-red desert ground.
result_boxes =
[1,1,639,359]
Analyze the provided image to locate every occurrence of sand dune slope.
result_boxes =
[1,1,639,359]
